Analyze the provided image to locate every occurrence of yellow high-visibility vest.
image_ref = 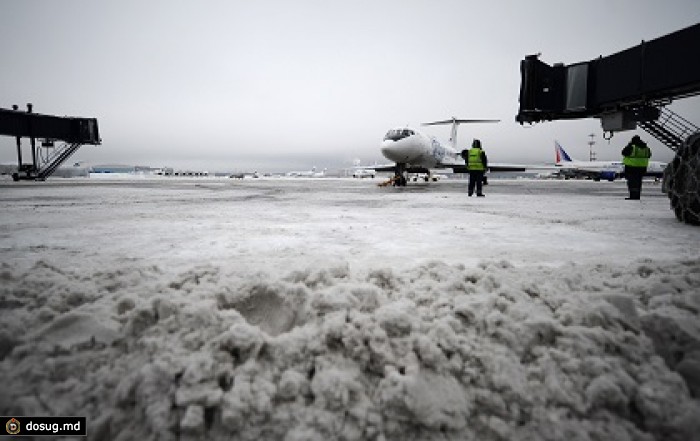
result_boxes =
[468,148,485,171]
[623,144,651,167]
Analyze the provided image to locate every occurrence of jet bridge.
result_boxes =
[0,104,101,181]
[516,23,700,225]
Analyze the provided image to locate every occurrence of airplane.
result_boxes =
[352,168,376,178]
[363,117,529,186]
[229,170,259,179]
[554,141,666,181]
[409,172,447,182]
[286,166,326,178]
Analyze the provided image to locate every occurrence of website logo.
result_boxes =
[5,418,20,435]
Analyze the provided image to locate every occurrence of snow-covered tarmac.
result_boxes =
[1,177,698,440]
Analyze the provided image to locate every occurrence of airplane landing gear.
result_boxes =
[393,164,407,187]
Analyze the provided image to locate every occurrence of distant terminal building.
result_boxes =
[153,167,174,176]
[172,170,209,176]
[91,164,136,174]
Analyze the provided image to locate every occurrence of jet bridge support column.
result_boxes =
[15,136,22,171]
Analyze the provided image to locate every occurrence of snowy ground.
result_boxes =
[1,177,698,440]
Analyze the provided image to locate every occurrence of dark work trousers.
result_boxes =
[468,171,485,196]
[624,166,646,199]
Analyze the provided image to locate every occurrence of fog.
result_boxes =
[1,1,699,172]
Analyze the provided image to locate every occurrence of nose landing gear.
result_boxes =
[393,163,407,187]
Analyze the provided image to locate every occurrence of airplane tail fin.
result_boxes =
[422,117,500,149]
[555,141,574,163]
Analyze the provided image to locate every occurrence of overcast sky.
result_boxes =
[1,1,699,172]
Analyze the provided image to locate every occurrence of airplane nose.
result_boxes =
[380,140,403,161]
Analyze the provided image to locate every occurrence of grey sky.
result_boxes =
[1,0,699,172]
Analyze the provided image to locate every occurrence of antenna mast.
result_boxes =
[588,133,596,161]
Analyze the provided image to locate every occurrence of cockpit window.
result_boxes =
[384,129,414,141]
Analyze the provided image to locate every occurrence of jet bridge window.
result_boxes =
[384,129,414,141]
[565,62,589,112]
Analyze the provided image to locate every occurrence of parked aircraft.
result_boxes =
[409,173,447,182]
[352,168,376,178]
[362,118,528,186]
[286,166,326,178]
[230,171,259,179]
[554,141,666,181]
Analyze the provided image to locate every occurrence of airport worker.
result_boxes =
[621,134,651,200]
[463,139,488,197]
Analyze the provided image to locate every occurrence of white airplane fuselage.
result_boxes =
[287,166,326,177]
[554,141,666,180]
[556,160,666,173]
[380,130,463,168]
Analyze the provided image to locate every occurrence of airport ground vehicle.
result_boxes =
[516,23,700,225]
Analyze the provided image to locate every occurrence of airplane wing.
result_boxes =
[422,118,501,125]
[449,163,542,173]
[360,162,554,174]
[355,163,395,173]
[354,163,433,173]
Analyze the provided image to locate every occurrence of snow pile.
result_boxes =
[1,257,699,440]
